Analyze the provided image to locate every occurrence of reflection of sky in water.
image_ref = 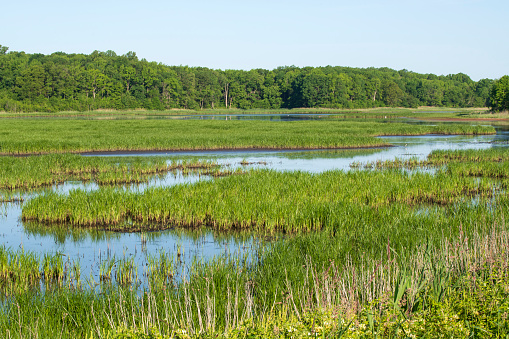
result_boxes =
[1,202,254,283]
[0,125,507,284]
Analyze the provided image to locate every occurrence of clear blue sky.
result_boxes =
[3,0,508,81]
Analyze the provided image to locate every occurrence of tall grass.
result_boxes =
[0,223,508,337]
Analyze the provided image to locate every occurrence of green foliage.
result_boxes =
[489,75,509,111]
[0,48,493,112]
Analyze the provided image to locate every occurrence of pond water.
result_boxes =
[0,123,508,285]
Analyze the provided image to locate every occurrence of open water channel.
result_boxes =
[0,118,508,284]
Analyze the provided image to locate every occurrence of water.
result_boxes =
[0,124,508,285]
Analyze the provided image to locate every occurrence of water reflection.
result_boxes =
[4,200,260,284]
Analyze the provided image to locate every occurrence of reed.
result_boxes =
[0,224,508,337]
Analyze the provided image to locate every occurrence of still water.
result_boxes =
[0,124,507,283]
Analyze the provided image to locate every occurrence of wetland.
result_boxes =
[0,113,508,337]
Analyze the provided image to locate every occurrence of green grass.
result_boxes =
[428,148,509,163]
[1,223,509,338]
[0,154,218,190]
[356,148,509,181]
[22,168,502,231]
[0,118,494,154]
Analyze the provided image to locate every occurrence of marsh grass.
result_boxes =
[0,119,494,155]
[22,169,501,231]
[0,107,492,120]
[355,148,509,183]
[0,154,219,190]
[4,138,509,337]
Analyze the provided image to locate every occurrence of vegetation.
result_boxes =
[21,168,503,232]
[0,154,218,189]
[0,116,508,337]
[1,221,509,337]
[0,46,495,113]
[490,75,509,112]
[0,106,497,120]
[0,118,494,155]
[356,148,509,172]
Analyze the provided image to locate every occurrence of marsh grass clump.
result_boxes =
[0,247,40,292]
[146,251,176,290]
[0,248,87,294]
[428,148,509,163]
[0,154,220,190]
[42,252,65,283]
[354,148,509,179]
[115,257,138,287]
[99,257,116,283]
[22,169,501,232]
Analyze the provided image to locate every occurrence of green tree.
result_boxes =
[0,47,496,112]
[261,72,282,109]
[474,79,493,107]
[15,64,46,99]
[381,80,404,106]
[301,69,329,107]
[489,75,509,111]
[162,71,182,108]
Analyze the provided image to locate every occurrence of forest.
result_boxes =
[0,45,503,113]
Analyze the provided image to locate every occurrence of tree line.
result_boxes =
[0,45,503,113]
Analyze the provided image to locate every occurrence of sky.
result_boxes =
[3,0,508,81]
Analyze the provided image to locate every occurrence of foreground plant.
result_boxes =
[1,224,509,338]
